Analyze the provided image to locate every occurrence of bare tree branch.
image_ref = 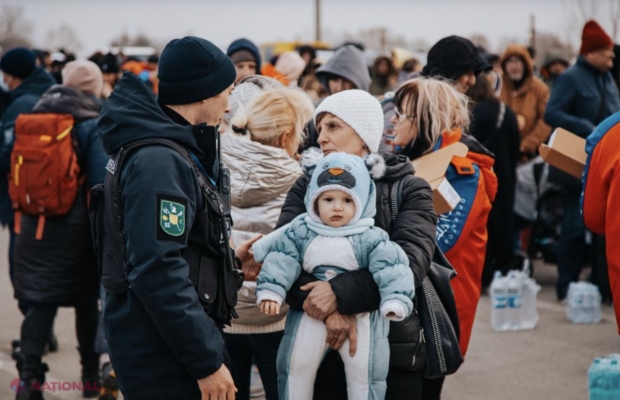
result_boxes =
[45,24,82,53]
[0,5,32,52]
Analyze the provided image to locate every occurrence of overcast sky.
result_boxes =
[8,0,619,56]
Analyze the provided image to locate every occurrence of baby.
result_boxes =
[254,152,414,400]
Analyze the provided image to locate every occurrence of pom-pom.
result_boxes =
[300,147,323,175]
[364,153,386,179]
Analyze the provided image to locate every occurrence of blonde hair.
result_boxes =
[394,77,470,156]
[230,88,314,147]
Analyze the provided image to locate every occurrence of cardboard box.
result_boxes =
[411,142,468,215]
[539,128,587,179]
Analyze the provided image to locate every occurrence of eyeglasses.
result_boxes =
[394,109,415,121]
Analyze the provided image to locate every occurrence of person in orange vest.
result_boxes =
[582,110,620,334]
[391,77,497,358]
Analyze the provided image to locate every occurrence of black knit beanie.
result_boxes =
[0,47,36,80]
[158,36,236,105]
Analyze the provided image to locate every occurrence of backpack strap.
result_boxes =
[107,138,235,272]
[389,177,405,227]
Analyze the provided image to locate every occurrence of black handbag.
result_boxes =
[391,177,464,378]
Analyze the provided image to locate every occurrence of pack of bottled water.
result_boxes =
[566,282,602,324]
[490,261,540,331]
[589,354,620,399]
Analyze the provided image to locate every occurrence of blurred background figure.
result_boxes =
[227,38,262,84]
[468,71,521,287]
[98,53,120,98]
[540,55,570,89]
[369,55,397,96]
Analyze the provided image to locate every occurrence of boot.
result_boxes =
[98,362,119,400]
[14,353,48,400]
[78,348,100,398]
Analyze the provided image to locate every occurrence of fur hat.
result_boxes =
[580,20,614,55]
[314,89,384,153]
[62,60,104,98]
[304,152,385,225]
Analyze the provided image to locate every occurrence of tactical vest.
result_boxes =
[89,138,243,325]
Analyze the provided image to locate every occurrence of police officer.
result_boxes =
[95,36,258,400]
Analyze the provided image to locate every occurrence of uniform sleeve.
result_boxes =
[256,223,305,304]
[521,85,552,153]
[121,146,224,380]
[544,74,596,135]
[367,229,414,321]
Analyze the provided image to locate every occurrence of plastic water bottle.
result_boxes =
[520,271,540,330]
[506,271,523,330]
[588,287,602,324]
[567,282,602,324]
[490,271,509,331]
[589,356,620,399]
[609,359,620,398]
[589,358,605,400]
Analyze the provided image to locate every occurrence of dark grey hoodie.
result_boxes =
[316,45,371,93]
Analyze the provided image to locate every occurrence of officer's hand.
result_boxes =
[325,311,357,357]
[198,364,236,400]
[301,281,338,320]
[259,300,281,315]
[235,235,263,280]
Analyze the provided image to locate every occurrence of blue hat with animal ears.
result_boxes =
[304,152,386,225]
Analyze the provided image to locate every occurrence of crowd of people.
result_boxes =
[0,17,619,400]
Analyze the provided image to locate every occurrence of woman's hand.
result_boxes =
[324,311,357,356]
[301,281,338,320]
[234,235,263,281]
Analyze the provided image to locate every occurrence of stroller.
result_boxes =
[514,157,563,269]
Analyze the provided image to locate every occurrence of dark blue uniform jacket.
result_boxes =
[97,73,224,400]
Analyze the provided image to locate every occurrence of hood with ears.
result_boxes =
[303,152,385,225]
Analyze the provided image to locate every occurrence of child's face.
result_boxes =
[316,190,356,228]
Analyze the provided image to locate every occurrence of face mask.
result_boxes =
[0,71,10,93]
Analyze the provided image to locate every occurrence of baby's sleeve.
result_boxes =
[256,222,305,305]
[367,229,414,321]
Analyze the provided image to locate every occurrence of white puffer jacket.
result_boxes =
[221,133,302,333]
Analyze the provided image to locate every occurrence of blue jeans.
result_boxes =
[225,331,283,400]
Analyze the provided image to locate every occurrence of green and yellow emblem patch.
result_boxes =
[160,200,185,236]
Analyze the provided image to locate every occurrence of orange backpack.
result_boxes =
[9,113,82,240]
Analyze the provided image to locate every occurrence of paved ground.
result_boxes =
[0,226,617,399]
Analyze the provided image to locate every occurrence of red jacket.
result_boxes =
[582,112,620,334]
[437,129,497,356]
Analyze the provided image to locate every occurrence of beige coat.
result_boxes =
[500,45,552,155]
[221,133,302,333]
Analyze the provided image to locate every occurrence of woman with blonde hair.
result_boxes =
[221,86,314,400]
[391,77,497,371]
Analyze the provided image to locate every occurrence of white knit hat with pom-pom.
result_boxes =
[314,89,384,153]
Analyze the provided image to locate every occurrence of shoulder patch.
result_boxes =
[157,194,188,242]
